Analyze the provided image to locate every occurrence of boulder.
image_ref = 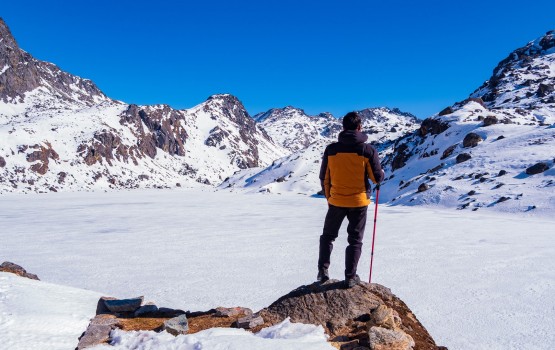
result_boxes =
[526,162,549,175]
[482,116,498,126]
[369,305,401,330]
[0,261,39,280]
[103,296,143,313]
[215,306,252,318]
[456,153,472,163]
[368,326,415,350]
[260,281,439,349]
[164,314,189,335]
[462,133,483,148]
[0,156,5,167]
[77,315,119,349]
[235,313,264,329]
[134,303,159,317]
[419,118,450,136]
[440,145,457,160]
[497,170,507,176]
[537,83,554,97]
[417,183,429,193]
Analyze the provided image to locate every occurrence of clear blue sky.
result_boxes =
[2,1,555,118]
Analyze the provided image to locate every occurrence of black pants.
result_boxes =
[318,204,368,279]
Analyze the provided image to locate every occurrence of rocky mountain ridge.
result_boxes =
[222,30,555,214]
[0,18,286,193]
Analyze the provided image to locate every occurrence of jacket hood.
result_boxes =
[338,130,368,145]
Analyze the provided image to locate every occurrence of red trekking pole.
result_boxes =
[368,186,380,283]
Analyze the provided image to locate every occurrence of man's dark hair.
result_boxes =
[342,111,362,131]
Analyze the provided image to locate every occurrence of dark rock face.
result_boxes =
[104,296,144,313]
[440,144,457,160]
[25,143,59,175]
[526,162,549,175]
[419,118,450,136]
[456,153,472,163]
[260,281,439,349]
[0,261,39,280]
[391,144,410,171]
[463,133,483,148]
[537,83,554,97]
[471,30,555,107]
[0,18,107,105]
[438,107,454,116]
[0,156,5,167]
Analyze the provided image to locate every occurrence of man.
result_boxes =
[318,111,384,288]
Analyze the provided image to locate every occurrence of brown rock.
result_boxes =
[368,326,414,350]
[456,153,472,163]
[440,145,457,160]
[25,143,59,175]
[419,118,450,136]
[417,183,429,192]
[0,261,39,280]
[462,133,483,148]
[260,280,382,336]
[482,116,498,126]
[369,305,401,330]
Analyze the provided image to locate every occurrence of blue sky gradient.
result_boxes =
[2,1,555,118]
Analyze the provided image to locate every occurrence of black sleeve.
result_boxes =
[319,147,329,194]
[365,144,384,183]
[319,147,328,181]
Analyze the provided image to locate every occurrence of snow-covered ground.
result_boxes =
[0,272,101,350]
[1,189,554,349]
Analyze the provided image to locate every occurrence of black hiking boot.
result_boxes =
[344,274,361,288]
[317,268,329,283]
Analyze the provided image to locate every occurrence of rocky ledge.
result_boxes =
[76,279,444,350]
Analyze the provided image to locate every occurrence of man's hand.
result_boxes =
[374,183,381,191]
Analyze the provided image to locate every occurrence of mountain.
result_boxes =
[0,18,286,193]
[220,108,420,194]
[378,30,555,213]
[222,30,555,214]
[254,106,419,153]
[253,106,340,153]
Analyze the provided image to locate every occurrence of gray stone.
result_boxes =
[103,296,143,313]
[368,326,415,350]
[76,324,113,349]
[215,306,252,317]
[90,314,119,327]
[164,314,189,336]
[236,313,264,329]
[369,305,401,330]
[134,303,159,317]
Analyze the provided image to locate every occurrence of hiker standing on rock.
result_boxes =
[317,111,384,288]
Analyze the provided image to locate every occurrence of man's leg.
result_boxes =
[318,205,347,270]
[344,206,368,279]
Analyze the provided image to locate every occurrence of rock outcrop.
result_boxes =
[0,261,39,280]
[260,280,441,350]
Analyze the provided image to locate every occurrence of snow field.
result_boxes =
[0,189,554,349]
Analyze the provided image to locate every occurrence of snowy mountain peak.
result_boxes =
[0,18,108,106]
[470,29,555,112]
[0,17,18,49]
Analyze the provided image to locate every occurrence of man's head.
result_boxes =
[342,111,362,131]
